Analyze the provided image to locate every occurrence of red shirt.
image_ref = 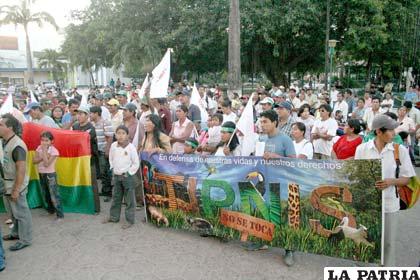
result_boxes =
[333,135,362,159]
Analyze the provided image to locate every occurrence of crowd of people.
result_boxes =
[0,80,419,271]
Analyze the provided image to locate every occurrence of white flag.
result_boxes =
[30,90,38,103]
[190,83,209,124]
[132,122,140,150]
[236,93,258,156]
[80,89,89,107]
[0,93,14,115]
[138,73,150,99]
[150,49,172,99]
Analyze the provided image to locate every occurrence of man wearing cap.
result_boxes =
[260,97,274,112]
[107,98,123,132]
[276,101,295,138]
[355,115,415,266]
[177,89,202,130]
[122,103,138,143]
[89,106,114,200]
[24,102,59,129]
[73,106,100,213]
[116,90,128,107]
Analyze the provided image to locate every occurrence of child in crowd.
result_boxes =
[105,125,140,229]
[197,113,222,154]
[33,131,64,219]
[184,138,199,154]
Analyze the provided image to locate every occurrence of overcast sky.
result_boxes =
[0,0,91,51]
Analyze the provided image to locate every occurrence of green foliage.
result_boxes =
[37,49,67,83]
[61,0,420,84]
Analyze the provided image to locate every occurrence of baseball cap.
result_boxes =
[23,102,40,113]
[275,101,292,111]
[76,105,90,114]
[121,103,138,112]
[272,91,283,97]
[176,88,191,97]
[95,94,104,100]
[116,90,127,97]
[107,99,120,106]
[260,97,274,105]
[103,93,112,99]
[371,115,399,131]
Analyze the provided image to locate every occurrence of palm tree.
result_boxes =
[37,49,67,85]
[0,0,58,88]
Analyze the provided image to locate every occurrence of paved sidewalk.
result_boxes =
[1,189,419,279]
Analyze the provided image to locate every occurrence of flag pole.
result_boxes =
[226,127,238,147]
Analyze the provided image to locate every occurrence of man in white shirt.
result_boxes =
[311,104,337,159]
[355,115,415,266]
[330,86,339,107]
[332,92,349,121]
[363,95,383,132]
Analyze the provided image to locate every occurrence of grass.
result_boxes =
[148,202,381,264]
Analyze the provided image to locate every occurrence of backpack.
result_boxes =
[393,144,420,210]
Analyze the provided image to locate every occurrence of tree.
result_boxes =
[228,0,241,95]
[37,49,67,85]
[0,0,58,88]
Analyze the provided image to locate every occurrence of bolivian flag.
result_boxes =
[0,123,95,214]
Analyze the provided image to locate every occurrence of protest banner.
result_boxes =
[141,152,383,264]
[0,123,95,214]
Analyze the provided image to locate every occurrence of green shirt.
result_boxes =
[362,131,403,145]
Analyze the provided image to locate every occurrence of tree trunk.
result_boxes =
[24,24,34,89]
[365,52,372,81]
[324,0,331,90]
[89,70,96,86]
[228,0,242,97]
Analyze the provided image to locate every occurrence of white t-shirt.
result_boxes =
[223,112,237,123]
[207,126,221,146]
[333,100,349,121]
[311,118,338,156]
[293,139,313,159]
[355,141,415,213]
[363,108,384,130]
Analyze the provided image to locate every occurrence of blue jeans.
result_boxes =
[0,221,5,269]
[39,173,64,218]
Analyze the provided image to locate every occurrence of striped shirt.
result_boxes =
[92,118,114,152]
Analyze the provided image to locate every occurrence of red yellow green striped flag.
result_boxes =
[0,122,95,214]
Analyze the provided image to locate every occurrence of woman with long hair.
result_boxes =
[51,106,64,128]
[332,119,362,160]
[214,121,241,156]
[141,114,172,153]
